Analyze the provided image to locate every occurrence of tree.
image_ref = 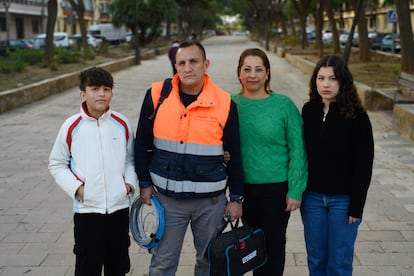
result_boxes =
[315,0,325,56]
[291,0,312,52]
[111,0,177,64]
[343,0,363,65]
[1,0,10,40]
[354,0,371,62]
[273,0,288,38]
[325,0,340,54]
[283,0,299,37]
[45,0,58,65]
[396,0,414,73]
[176,0,218,39]
[68,0,88,50]
[111,0,176,46]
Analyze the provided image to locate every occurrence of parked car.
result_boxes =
[339,31,349,45]
[380,34,400,52]
[215,30,226,36]
[306,31,315,41]
[125,32,132,42]
[70,34,102,48]
[370,33,389,49]
[35,32,74,48]
[347,32,377,47]
[32,37,46,49]
[0,39,32,56]
[339,31,358,46]
[322,30,333,43]
[21,38,35,48]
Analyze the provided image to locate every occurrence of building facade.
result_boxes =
[0,0,113,40]
[338,3,414,34]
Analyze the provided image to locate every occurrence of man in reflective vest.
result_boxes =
[135,41,244,275]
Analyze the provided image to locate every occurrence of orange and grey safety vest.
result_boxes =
[149,75,231,199]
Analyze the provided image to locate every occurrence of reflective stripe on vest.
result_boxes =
[154,137,223,155]
[150,173,227,194]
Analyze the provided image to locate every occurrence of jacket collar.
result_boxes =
[80,101,111,121]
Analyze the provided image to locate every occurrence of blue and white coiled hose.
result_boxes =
[129,195,165,251]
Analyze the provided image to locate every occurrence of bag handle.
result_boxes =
[226,216,255,250]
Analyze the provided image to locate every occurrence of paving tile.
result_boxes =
[401,230,414,241]
[380,241,414,253]
[357,230,406,241]
[357,252,414,265]
[41,253,74,266]
[3,232,62,243]
[0,253,46,266]
[1,267,70,276]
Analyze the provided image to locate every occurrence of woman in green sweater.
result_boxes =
[232,48,308,276]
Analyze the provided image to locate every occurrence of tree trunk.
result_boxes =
[69,0,87,49]
[343,0,362,65]
[45,0,57,65]
[325,0,340,54]
[2,0,11,40]
[356,0,371,62]
[315,0,324,57]
[396,0,414,73]
[292,0,311,51]
[263,0,269,51]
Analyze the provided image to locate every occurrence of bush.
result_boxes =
[1,49,41,72]
[284,35,301,46]
[54,48,82,64]
[0,57,26,73]
[13,49,44,65]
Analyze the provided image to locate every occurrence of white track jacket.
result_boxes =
[49,103,137,214]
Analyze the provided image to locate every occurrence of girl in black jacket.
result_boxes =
[301,55,374,276]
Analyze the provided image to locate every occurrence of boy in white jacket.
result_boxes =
[49,67,137,276]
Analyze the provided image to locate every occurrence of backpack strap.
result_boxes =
[148,78,173,120]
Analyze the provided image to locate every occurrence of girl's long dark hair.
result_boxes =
[309,55,365,119]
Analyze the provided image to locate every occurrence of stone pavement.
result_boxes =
[0,36,414,276]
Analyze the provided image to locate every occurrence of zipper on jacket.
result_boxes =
[96,118,108,213]
[321,111,327,136]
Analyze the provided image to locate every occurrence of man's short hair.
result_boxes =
[179,41,206,60]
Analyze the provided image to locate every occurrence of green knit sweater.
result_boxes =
[232,91,308,200]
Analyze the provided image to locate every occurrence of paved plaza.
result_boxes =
[0,36,414,275]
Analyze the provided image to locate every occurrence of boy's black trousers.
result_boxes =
[73,208,131,276]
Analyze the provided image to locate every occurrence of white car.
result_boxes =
[125,32,132,42]
[70,34,102,48]
[35,32,74,48]
[339,32,350,45]
[322,30,333,43]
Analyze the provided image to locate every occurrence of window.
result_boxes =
[0,17,6,32]
[32,19,39,33]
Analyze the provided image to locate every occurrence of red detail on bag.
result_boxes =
[239,240,246,250]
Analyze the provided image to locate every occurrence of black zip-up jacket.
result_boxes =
[302,101,374,218]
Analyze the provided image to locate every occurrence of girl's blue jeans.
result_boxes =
[300,191,361,276]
